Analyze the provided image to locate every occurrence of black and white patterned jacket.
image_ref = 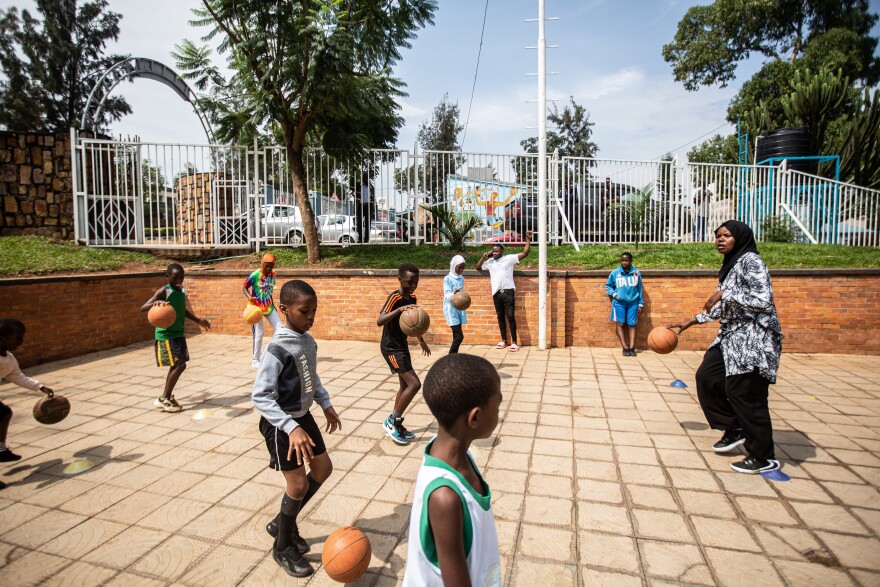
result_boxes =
[696,252,783,383]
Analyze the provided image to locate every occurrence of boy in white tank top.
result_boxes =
[403,354,503,587]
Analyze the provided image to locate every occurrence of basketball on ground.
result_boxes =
[451,291,472,311]
[148,304,176,328]
[399,306,430,337]
[322,526,371,583]
[33,394,70,425]
[648,327,678,354]
[243,304,263,325]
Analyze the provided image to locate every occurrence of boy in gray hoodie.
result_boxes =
[252,280,342,577]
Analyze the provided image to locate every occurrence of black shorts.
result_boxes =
[259,412,327,471]
[155,338,189,367]
[382,349,413,374]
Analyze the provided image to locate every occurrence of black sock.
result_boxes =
[275,493,302,551]
[300,474,324,510]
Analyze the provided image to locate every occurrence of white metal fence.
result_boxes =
[71,134,879,248]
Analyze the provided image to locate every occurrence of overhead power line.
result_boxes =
[655,122,731,160]
[461,0,490,151]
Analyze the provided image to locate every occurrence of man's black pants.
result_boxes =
[492,289,517,344]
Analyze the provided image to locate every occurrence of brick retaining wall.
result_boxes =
[2,269,878,368]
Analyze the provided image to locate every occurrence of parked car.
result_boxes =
[243,204,305,244]
[483,230,527,245]
[317,214,359,244]
[504,181,670,242]
[369,219,409,242]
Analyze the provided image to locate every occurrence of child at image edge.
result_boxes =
[378,262,431,445]
[140,263,211,412]
[605,252,644,356]
[403,353,503,587]
[0,318,53,488]
[252,280,342,578]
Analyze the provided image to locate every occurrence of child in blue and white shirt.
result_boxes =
[605,252,644,356]
[443,255,467,354]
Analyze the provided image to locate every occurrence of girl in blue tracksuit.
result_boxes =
[605,252,644,356]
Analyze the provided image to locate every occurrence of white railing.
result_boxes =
[71,134,879,248]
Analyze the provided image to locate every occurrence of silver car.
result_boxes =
[249,204,305,244]
[318,214,359,244]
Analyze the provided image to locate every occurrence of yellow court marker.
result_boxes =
[810,396,817,400]
[192,409,214,420]
[63,458,95,475]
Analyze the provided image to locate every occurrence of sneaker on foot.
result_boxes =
[622,348,629,356]
[395,417,415,440]
[265,517,310,554]
[0,449,21,462]
[713,429,745,453]
[382,416,408,445]
[252,358,261,369]
[154,396,182,413]
[496,341,507,349]
[272,545,314,577]
[731,457,779,474]
[509,343,519,352]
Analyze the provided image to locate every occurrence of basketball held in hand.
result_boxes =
[243,304,263,325]
[399,306,430,337]
[148,304,176,328]
[322,526,371,583]
[451,291,471,311]
[648,327,678,354]
[33,394,70,425]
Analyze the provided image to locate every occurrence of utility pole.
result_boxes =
[537,0,548,350]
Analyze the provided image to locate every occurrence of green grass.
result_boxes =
[1,236,877,277]
[0,236,161,276]
[264,242,880,271]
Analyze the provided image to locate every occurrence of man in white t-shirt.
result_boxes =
[476,231,533,351]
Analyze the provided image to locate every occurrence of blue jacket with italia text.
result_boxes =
[605,266,644,307]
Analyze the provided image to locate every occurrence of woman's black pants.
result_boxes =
[449,324,464,354]
[695,346,775,461]
[492,289,517,344]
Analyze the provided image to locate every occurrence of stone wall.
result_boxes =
[0,131,75,240]
[3,269,878,368]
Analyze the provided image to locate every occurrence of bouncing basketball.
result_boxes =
[322,526,372,583]
[399,306,430,337]
[451,291,472,311]
[148,304,176,328]
[648,327,679,354]
[33,394,70,425]
[243,304,263,325]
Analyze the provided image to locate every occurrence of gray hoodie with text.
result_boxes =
[251,326,332,435]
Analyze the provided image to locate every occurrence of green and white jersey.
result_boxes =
[403,439,502,587]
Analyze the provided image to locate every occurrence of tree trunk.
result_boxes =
[285,142,322,264]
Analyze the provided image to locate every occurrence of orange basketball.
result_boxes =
[243,304,263,325]
[322,526,371,583]
[648,327,678,354]
[148,304,176,328]
[399,306,430,337]
[33,394,70,425]
[451,291,472,311]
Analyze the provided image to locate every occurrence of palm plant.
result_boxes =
[603,183,660,249]
[420,204,480,251]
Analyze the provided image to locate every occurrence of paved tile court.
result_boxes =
[1,334,878,586]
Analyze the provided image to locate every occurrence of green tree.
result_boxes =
[603,183,659,250]
[419,203,479,251]
[0,0,130,132]
[514,96,598,183]
[687,134,739,164]
[662,0,879,91]
[395,94,464,202]
[175,0,437,263]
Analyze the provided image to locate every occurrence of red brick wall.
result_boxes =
[3,269,878,368]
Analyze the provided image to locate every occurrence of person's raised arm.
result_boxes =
[428,487,472,587]
[140,287,167,312]
[517,231,533,261]
[475,250,490,271]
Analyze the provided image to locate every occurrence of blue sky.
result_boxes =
[5,0,878,160]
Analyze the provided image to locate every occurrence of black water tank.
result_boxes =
[755,127,816,173]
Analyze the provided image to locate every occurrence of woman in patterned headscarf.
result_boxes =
[668,220,783,475]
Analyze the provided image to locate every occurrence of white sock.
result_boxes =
[0,443,8,451]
